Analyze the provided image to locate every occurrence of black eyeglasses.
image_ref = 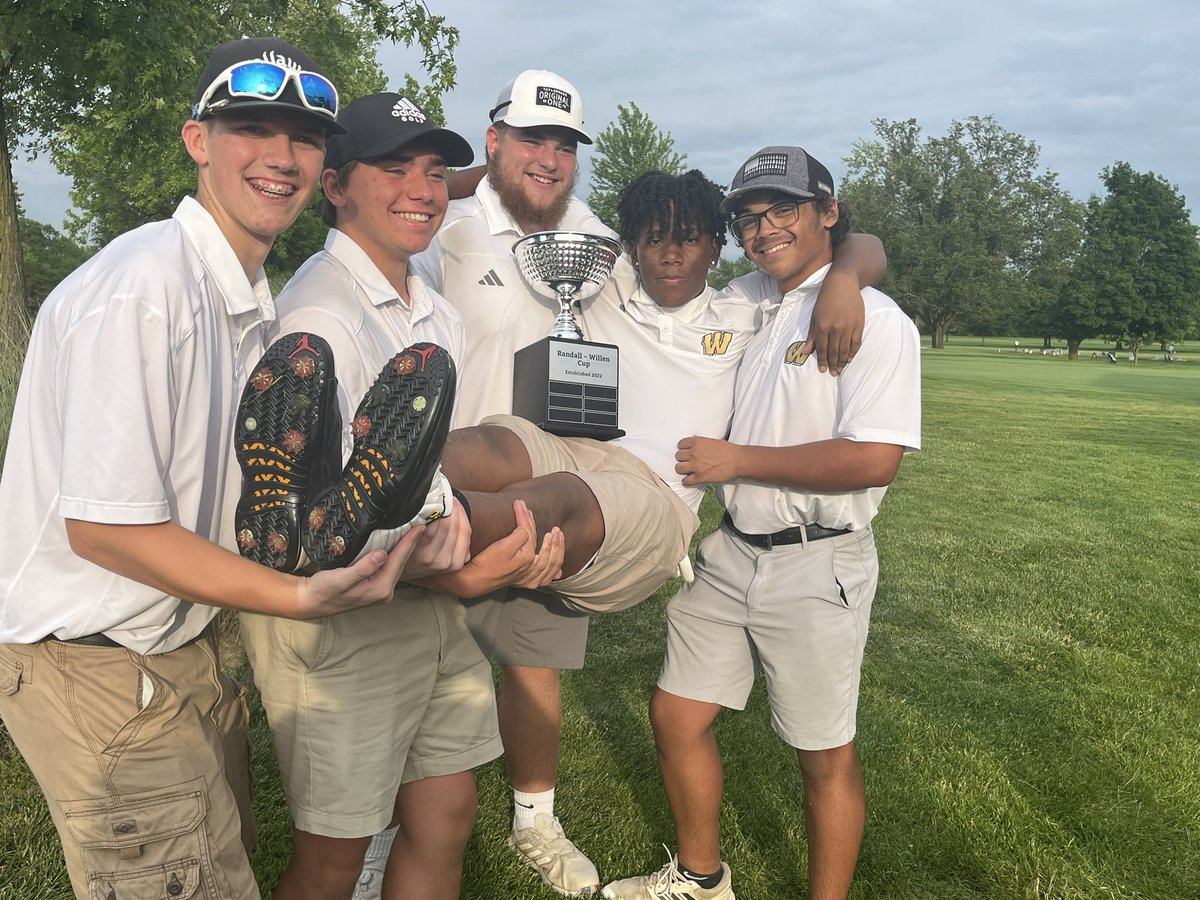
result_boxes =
[729,198,817,244]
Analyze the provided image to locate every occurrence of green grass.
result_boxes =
[3,340,1199,898]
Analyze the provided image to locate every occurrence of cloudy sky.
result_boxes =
[15,0,1200,229]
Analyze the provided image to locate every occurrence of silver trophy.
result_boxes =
[513,231,622,339]
[511,231,625,440]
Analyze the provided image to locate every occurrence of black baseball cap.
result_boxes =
[192,37,345,134]
[324,92,474,170]
[721,146,835,213]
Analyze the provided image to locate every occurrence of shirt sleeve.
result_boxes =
[835,306,922,452]
[56,283,181,524]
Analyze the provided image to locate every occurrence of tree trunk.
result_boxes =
[931,322,946,349]
[1067,339,1081,360]
[0,87,29,346]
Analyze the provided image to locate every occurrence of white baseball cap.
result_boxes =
[488,69,592,144]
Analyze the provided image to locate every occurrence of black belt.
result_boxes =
[722,512,850,549]
[39,632,123,648]
[38,629,206,650]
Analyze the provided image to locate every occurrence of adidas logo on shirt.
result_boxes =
[478,269,504,287]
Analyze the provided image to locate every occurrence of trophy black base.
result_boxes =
[513,336,624,442]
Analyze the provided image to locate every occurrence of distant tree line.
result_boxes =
[11,19,1199,363]
[839,116,1200,360]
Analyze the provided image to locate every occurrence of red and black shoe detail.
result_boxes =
[301,343,455,569]
[234,332,341,572]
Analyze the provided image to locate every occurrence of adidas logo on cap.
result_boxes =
[391,97,427,123]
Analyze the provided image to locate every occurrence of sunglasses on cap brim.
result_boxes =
[193,60,338,122]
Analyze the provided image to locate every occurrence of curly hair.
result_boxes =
[817,195,852,248]
[617,169,727,251]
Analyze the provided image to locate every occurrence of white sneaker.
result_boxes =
[350,469,453,562]
[601,854,734,900]
[509,813,601,897]
[350,854,386,900]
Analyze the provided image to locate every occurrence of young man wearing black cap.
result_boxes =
[0,39,430,900]
[602,147,922,900]
[238,92,530,900]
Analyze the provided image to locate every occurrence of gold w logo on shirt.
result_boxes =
[701,331,733,356]
[785,340,811,367]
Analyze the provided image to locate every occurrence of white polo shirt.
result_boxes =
[273,228,466,444]
[410,178,614,427]
[583,261,760,512]
[720,263,922,534]
[0,197,275,652]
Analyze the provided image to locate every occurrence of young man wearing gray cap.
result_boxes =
[237,92,509,900]
[0,38,428,900]
[602,147,922,900]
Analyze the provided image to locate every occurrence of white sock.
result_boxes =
[364,825,398,863]
[513,787,555,831]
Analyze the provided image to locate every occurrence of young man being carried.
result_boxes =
[409,71,887,896]
[602,146,922,900]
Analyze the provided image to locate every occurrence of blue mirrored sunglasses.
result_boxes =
[194,60,338,121]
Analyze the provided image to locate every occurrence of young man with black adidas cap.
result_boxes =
[236,92,515,900]
[0,38,427,900]
[602,147,921,900]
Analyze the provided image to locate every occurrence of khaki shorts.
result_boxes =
[483,415,699,613]
[463,586,590,669]
[658,525,879,750]
[239,588,502,839]
[0,626,257,900]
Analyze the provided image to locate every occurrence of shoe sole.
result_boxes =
[302,343,455,569]
[234,333,339,572]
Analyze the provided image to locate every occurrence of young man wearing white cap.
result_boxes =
[0,39,430,900]
[602,147,922,900]
[411,73,888,896]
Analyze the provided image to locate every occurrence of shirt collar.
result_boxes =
[325,228,436,322]
[173,196,273,320]
[475,178,524,238]
[626,283,714,324]
[778,262,833,305]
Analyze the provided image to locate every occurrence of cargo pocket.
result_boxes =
[60,778,215,900]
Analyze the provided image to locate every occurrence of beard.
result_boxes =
[487,162,576,233]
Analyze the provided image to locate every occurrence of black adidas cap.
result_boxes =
[325,93,474,170]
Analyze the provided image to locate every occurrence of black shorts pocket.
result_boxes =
[60,777,216,900]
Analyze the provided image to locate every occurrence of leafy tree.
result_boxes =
[1061,162,1200,362]
[708,256,755,291]
[588,101,686,232]
[1,0,460,336]
[840,116,1077,348]
[20,215,92,317]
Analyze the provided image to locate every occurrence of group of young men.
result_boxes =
[0,35,920,900]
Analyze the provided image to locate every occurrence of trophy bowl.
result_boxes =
[513,231,622,339]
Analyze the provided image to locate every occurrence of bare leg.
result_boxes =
[385,772,478,900]
[462,473,604,577]
[274,830,371,900]
[649,688,725,874]
[499,665,562,792]
[443,425,606,577]
[442,425,534,492]
[795,742,864,900]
